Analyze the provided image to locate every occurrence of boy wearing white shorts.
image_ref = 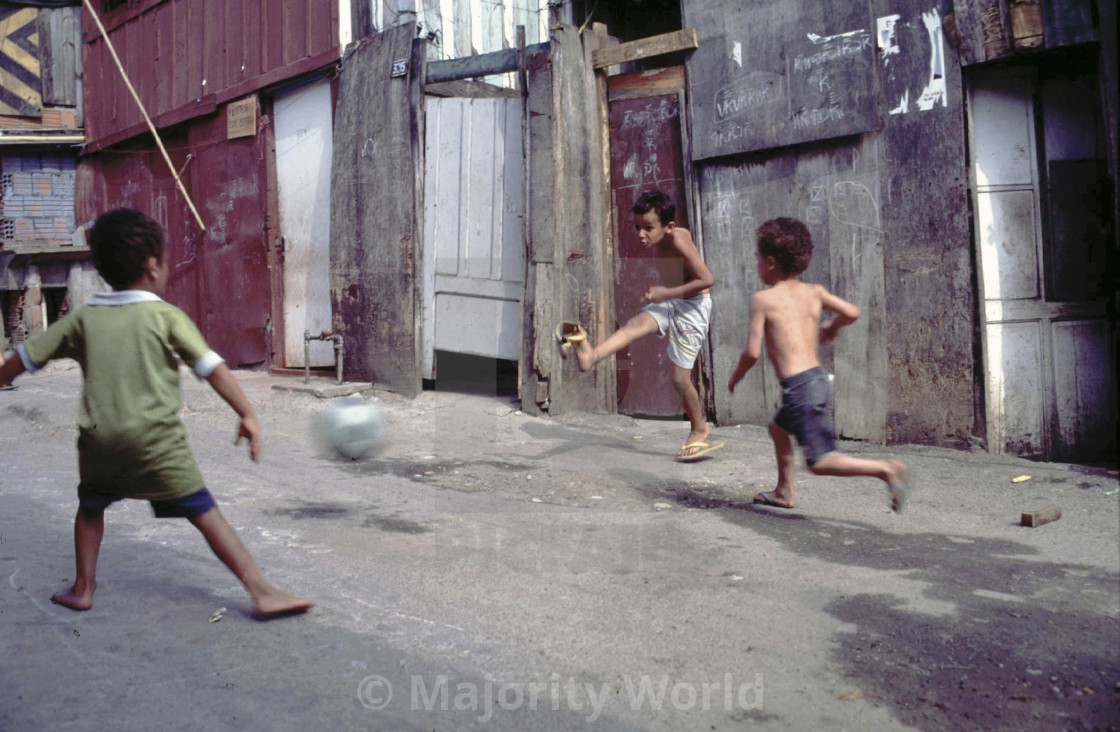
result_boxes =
[569,190,721,461]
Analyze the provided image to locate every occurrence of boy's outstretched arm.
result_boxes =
[206,364,262,462]
[729,294,766,393]
[0,352,26,387]
[819,287,861,346]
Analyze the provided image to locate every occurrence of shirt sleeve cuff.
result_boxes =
[16,343,40,373]
[193,351,225,379]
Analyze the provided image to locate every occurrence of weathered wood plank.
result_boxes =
[607,66,686,100]
[592,28,697,69]
[549,24,612,414]
[426,42,550,84]
[330,24,423,393]
[425,79,519,98]
[38,7,80,107]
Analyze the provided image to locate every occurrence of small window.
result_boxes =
[101,0,128,13]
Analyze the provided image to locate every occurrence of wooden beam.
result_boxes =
[424,79,519,99]
[608,66,687,100]
[427,42,550,84]
[591,28,698,69]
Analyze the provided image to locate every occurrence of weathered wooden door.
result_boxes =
[968,65,1115,461]
[274,79,334,368]
[608,73,691,416]
[421,96,524,377]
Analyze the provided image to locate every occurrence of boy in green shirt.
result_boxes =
[0,209,311,618]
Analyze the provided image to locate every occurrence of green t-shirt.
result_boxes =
[20,291,225,500]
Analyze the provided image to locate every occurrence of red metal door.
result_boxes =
[608,89,690,416]
[187,115,271,367]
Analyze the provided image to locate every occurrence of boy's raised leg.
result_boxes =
[809,454,909,511]
[188,506,312,618]
[52,506,104,611]
[574,313,659,372]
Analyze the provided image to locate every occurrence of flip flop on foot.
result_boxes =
[752,490,795,509]
[676,441,725,462]
[554,321,586,358]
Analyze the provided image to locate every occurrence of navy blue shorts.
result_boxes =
[77,484,217,519]
[772,366,837,466]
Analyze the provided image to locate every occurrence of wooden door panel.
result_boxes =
[608,92,688,416]
[986,321,1046,457]
[1051,320,1117,461]
[423,96,524,366]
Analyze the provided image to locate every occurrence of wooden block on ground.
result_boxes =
[1021,505,1061,527]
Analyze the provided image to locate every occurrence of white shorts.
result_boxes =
[641,293,712,369]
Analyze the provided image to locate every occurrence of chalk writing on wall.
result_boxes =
[685,0,879,160]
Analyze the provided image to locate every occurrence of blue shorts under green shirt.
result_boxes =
[79,484,217,518]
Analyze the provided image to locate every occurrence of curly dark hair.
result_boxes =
[632,190,676,226]
[88,208,165,289]
[756,217,813,275]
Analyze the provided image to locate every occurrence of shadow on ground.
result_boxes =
[639,480,1120,731]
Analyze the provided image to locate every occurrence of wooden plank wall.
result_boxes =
[693,1,974,447]
[38,6,81,111]
[520,25,613,415]
[951,0,1098,64]
[82,0,340,150]
[521,47,554,413]
[545,24,613,414]
[330,23,423,394]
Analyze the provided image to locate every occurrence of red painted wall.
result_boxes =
[82,0,339,150]
[77,106,272,366]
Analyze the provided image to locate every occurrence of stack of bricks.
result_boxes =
[0,153,77,248]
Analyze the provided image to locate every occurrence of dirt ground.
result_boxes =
[1,361,1117,730]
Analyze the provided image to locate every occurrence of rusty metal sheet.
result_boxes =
[608,93,688,416]
[81,115,269,366]
[82,0,339,149]
[187,113,270,366]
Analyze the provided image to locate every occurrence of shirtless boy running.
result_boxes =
[728,217,909,511]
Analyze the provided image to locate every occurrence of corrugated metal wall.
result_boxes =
[82,0,340,149]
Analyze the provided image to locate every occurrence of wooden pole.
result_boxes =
[82,0,206,231]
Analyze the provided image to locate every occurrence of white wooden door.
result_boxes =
[968,67,1115,461]
[275,79,334,367]
[421,96,524,377]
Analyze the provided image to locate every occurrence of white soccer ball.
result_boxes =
[318,397,387,460]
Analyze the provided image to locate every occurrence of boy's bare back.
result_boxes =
[747,280,859,381]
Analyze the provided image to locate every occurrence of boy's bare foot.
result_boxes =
[253,590,313,619]
[885,461,910,512]
[51,584,95,611]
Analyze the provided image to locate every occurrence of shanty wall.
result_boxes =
[77,0,343,366]
[82,0,339,150]
[684,0,974,447]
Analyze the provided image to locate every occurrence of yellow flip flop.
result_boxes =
[676,441,725,462]
[554,321,586,357]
